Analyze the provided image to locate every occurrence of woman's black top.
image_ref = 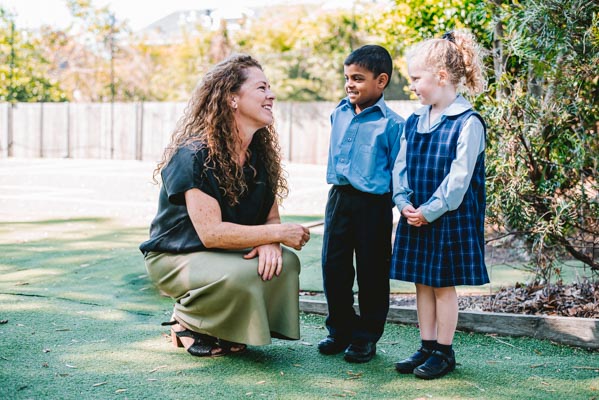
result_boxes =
[139,141,275,254]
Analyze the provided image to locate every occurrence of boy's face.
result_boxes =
[344,63,388,114]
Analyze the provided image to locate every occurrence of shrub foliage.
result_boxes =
[482,0,598,280]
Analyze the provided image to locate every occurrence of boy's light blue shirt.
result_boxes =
[326,95,404,195]
[392,95,485,222]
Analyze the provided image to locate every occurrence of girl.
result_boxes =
[391,30,488,379]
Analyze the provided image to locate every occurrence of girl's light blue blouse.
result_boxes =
[392,95,485,223]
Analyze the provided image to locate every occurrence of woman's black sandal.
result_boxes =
[161,320,226,357]
[218,338,247,354]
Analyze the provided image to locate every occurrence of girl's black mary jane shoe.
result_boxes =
[413,349,456,380]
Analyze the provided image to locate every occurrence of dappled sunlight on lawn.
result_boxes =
[1,267,62,283]
[68,307,132,322]
[0,296,55,312]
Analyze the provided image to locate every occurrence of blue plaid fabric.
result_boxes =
[390,110,489,287]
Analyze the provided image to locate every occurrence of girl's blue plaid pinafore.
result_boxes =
[390,110,489,287]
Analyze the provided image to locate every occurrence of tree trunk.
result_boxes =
[490,0,506,100]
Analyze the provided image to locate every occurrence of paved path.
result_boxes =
[0,158,330,229]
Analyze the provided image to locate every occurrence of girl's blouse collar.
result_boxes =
[413,94,472,118]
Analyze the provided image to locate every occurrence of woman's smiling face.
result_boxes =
[233,66,276,131]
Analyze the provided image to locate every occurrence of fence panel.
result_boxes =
[0,103,7,158]
[112,103,139,160]
[140,102,186,163]
[0,101,420,165]
[68,103,107,159]
[42,103,70,158]
[11,103,42,158]
[287,102,335,164]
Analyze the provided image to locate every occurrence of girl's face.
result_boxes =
[232,67,276,131]
[407,57,442,106]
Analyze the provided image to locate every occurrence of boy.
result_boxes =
[318,45,404,363]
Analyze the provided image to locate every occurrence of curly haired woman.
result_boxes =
[140,54,311,357]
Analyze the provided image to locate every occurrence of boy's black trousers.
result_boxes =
[321,184,392,343]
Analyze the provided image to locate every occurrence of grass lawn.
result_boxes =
[1,216,598,399]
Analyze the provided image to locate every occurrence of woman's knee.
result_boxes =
[281,248,301,276]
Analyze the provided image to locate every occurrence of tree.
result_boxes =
[376,0,491,52]
[234,4,377,101]
[60,0,130,101]
[373,0,491,98]
[482,0,599,280]
[0,8,66,102]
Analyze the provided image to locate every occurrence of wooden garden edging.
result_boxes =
[299,299,599,350]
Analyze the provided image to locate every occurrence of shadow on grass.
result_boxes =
[0,217,153,312]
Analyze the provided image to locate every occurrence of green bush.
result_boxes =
[482,0,599,281]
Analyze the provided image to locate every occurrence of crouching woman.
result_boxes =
[140,54,311,357]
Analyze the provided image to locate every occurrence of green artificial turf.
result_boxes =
[1,216,598,399]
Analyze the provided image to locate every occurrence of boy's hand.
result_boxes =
[401,205,429,227]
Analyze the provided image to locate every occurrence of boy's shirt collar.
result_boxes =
[339,94,389,117]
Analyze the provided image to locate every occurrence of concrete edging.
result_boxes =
[299,299,599,350]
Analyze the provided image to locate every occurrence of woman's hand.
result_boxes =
[244,243,283,281]
[401,205,429,227]
[279,223,311,250]
[244,222,310,280]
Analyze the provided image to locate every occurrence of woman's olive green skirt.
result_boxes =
[144,247,300,346]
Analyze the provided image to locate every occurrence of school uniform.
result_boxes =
[391,95,489,287]
[140,141,300,346]
[323,95,404,342]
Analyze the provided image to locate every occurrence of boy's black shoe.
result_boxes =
[413,350,456,379]
[317,336,350,355]
[343,340,376,363]
[394,347,433,373]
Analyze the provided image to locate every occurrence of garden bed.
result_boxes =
[389,279,599,319]
[299,280,599,350]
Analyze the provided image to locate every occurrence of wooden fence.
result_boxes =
[0,101,419,165]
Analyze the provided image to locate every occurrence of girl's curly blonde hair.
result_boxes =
[407,29,487,96]
[153,54,288,206]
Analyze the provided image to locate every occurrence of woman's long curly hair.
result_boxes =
[153,54,288,206]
